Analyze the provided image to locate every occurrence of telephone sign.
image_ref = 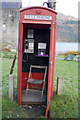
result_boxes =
[24,14,52,20]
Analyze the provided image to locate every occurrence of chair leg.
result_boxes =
[26,84,29,94]
[41,66,47,98]
[41,82,45,99]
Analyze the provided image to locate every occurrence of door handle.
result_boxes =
[50,61,52,66]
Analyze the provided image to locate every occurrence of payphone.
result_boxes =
[23,29,49,55]
[24,39,34,53]
[17,6,57,117]
[23,39,48,56]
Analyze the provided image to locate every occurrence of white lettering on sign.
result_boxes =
[24,15,52,20]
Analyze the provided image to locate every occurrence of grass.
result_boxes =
[0,51,29,119]
[0,51,79,118]
[55,55,65,58]
[2,99,29,118]
[0,51,17,59]
[49,59,78,118]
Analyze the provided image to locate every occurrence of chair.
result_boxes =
[26,65,47,98]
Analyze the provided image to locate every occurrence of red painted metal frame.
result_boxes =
[17,6,57,117]
[50,22,57,100]
[45,19,56,117]
[22,20,51,25]
[17,21,23,105]
[20,6,57,14]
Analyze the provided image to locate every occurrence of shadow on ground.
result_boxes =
[22,104,46,118]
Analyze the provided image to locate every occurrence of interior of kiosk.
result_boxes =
[21,23,50,104]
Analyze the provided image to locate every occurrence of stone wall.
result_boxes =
[0,0,21,49]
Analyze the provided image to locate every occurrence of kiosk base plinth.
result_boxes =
[21,90,46,104]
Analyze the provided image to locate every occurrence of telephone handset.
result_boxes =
[24,39,34,53]
[22,39,34,62]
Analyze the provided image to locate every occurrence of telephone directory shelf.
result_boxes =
[35,55,49,57]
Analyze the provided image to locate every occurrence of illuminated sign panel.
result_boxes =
[24,15,52,20]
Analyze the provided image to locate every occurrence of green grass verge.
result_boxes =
[2,99,29,118]
[1,51,29,118]
[2,57,17,99]
[49,59,78,118]
[0,51,17,59]
[55,55,65,58]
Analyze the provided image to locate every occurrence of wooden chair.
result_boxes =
[26,65,47,98]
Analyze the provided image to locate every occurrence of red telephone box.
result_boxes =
[17,6,57,117]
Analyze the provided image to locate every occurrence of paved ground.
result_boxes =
[55,57,80,61]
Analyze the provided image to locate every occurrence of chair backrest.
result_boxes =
[28,65,47,81]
